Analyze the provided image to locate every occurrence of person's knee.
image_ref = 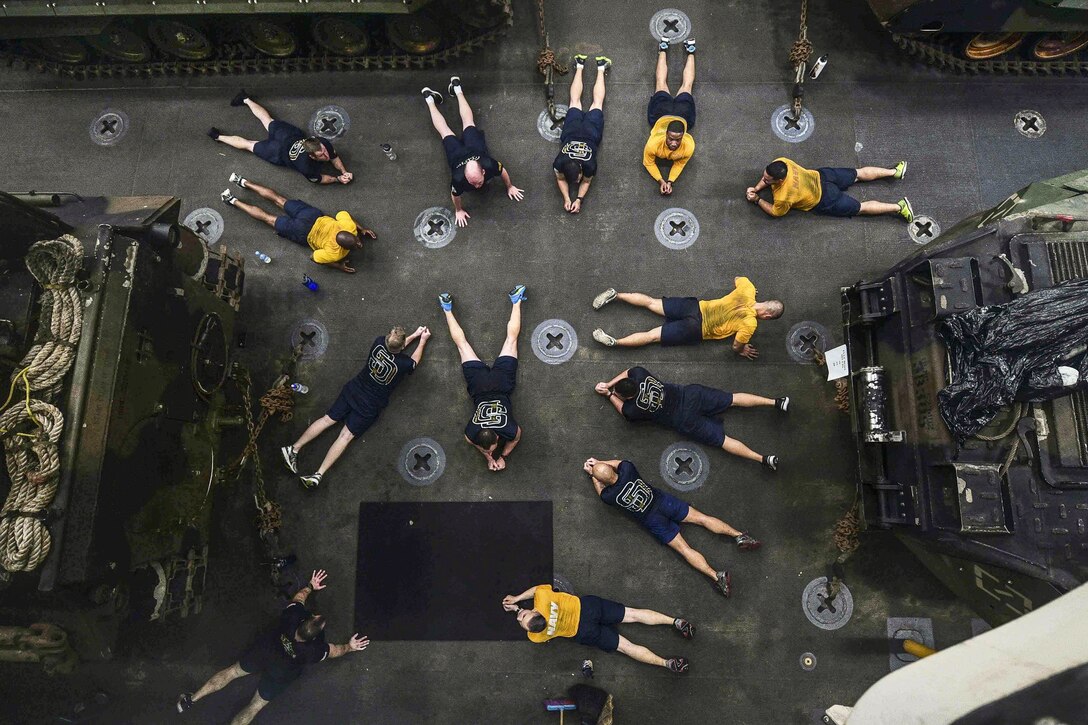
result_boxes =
[339,427,357,442]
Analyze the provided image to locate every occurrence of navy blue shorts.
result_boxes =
[442,125,488,168]
[647,91,696,130]
[462,356,517,396]
[238,642,299,700]
[574,595,626,652]
[252,119,303,166]
[327,383,380,437]
[561,107,604,146]
[813,167,861,217]
[676,385,734,448]
[273,199,324,246]
[642,491,691,545]
[661,297,703,347]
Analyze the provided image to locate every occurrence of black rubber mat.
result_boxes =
[355,501,552,640]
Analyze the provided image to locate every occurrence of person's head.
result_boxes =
[756,300,785,320]
[560,159,583,187]
[613,377,638,400]
[517,608,547,633]
[303,137,330,161]
[387,326,407,353]
[295,614,326,642]
[335,230,362,251]
[464,159,486,188]
[474,429,499,452]
[591,461,619,485]
[665,120,685,151]
[763,160,788,185]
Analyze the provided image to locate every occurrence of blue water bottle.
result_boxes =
[302,275,319,292]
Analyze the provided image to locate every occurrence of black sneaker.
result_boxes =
[421,87,444,105]
[762,455,778,472]
[207,127,221,140]
[300,472,322,489]
[176,692,193,713]
[230,89,249,107]
[735,533,762,551]
[281,445,298,474]
[447,75,462,96]
[775,396,789,412]
[665,656,690,674]
[683,38,696,54]
[714,571,732,598]
[673,618,695,640]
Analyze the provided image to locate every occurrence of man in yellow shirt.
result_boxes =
[643,38,697,195]
[220,175,374,274]
[591,277,783,360]
[502,584,693,673]
[746,157,913,222]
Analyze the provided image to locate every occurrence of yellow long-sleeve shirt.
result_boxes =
[307,211,358,264]
[642,116,695,183]
[699,277,758,343]
[769,158,822,217]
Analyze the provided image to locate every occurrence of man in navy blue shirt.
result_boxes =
[281,326,430,488]
[177,569,368,724]
[208,90,352,185]
[552,54,611,214]
[585,458,761,598]
[420,76,524,228]
[596,366,788,471]
[438,285,527,471]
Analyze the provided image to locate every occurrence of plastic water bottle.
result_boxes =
[254,251,271,264]
[582,659,594,678]
[290,383,309,394]
[302,275,319,292]
[380,143,397,161]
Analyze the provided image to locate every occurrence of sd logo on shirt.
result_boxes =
[369,346,397,385]
[636,377,666,412]
[561,141,593,162]
[288,140,306,161]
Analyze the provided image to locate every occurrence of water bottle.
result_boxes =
[254,251,271,264]
[380,143,397,161]
[809,54,828,80]
[290,383,309,394]
[582,659,594,678]
[302,275,319,292]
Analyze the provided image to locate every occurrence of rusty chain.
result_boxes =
[788,0,813,120]
[535,0,568,124]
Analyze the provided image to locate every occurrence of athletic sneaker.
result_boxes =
[421,87,444,105]
[775,396,790,412]
[230,89,249,107]
[300,472,322,490]
[684,38,696,54]
[673,618,695,640]
[592,288,616,309]
[280,445,298,474]
[595,55,612,71]
[220,189,236,205]
[207,126,221,140]
[438,292,453,311]
[573,53,588,68]
[228,172,247,189]
[592,328,616,347]
[658,40,670,52]
[447,76,462,96]
[508,284,527,304]
[665,657,690,674]
[714,571,732,598]
[762,454,778,472]
[898,198,915,223]
[893,160,907,180]
[176,692,193,713]
[736,533,762,551]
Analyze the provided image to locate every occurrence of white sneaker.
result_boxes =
[228,172,246,189]
[592,328,616,347]
[592,288,617,309]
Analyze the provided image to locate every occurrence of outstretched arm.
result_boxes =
[291,569,328,604]
[328,634,368,659]
[500,168,524,201]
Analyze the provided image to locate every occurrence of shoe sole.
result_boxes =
[717,572,732,598]
[281,447,297,474]
[592,330,616,347]
[778,397,790,412]
[592,289,616,309]
[448,77,460,95]
[738,541,762,552]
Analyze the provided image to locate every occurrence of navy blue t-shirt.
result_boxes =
[620,367,683,425]
[246,602,329,681]
[552,139,598,179]
[599,460,661,524]
[348,336,415,409]
[464,393,519,443]
[451,156,503,197]
[284,137,337,183]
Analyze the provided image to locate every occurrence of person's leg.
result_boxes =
[191,663,248,702]
[614,328,662,348]
[616,635,667,667]
[722,435,764,463]
[240,179,287,209]
[667,533,717,579]
[590,62,607,111]
[291,415,337,452]
[425,98,455,138]
[229,691,272,725]
[731,393,775,408]
[569,62,584,110]
[499,299,522,358]
[858,200,903,215]
[679,51,695,95]
[683,506,741,538]
[243,98,275,130]
[855,165,897,182]
[216,135,258,152]
[621,606,675,626]
[655,46,670,94]
[454,85,475,130]
[615,292,665,316]
[316,425,356,475]
[228,198,278,229]
[442,310,481,363]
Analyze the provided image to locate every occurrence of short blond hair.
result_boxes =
[387,326,407,353]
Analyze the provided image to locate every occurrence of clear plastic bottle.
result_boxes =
[254,251,271,264]
[380,143,397,161]
[290,383,309,394]
[302,275,319,292]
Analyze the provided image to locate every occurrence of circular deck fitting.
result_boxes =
[800,652,817,671]
[397,437,446,486]
[659,442,710,492]
[531,319,578,365]
[89,109,129,146]
[290,319,329,361]
[85,28,151,63]
[553,574,574,594]
[413,207,456,249]
[908,215,941,245]
[182,208,224,245]
[310,105,351,140]
[654,207,700,250]
[785,321,831,364]
[310,16,371,57]
[650,9,692,44]
[536,105,568,143]
[771,104,815,143]
[386,14,442,55]
[148,20,212,60]
[242,19,298,58]
[1014,110,1046,139]
[802,577,854,631]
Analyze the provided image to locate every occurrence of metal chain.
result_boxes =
[788,0,813,119]
[535,0,568,124]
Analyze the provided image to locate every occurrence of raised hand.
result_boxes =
[455,210,471,227]
[507,185,525,201]
[348,634,369,651]
[310,569,328,590]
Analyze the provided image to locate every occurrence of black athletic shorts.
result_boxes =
[574,595,626,652]
[253,119,303,166]
[327,382,381,437]
[660,297,703,347]
[238,642,300,701]
[273,199,324,246]
[647,91,696,130]
[813,167,862,217]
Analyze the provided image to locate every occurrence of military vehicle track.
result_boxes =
[893,34,1088,75]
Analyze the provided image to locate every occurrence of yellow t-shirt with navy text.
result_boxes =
[699,277,758,343]
[769,158,822,217]
[526,585,581,643]
[307,211,358,264]
[642,116,696,183]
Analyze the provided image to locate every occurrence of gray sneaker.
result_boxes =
[592,328,616,347]
[714,571,732,598]
[280,445,298,474]
[300,472,322,489]
[735,533,762,551]
[592,288,617,309]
